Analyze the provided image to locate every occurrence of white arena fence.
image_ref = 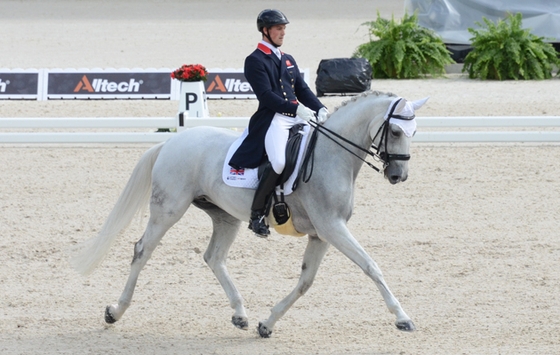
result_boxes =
[1,116,560,143]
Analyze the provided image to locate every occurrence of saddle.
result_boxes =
[222,123,312,236]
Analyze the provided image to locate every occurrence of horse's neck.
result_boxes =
[328,98,386,152]
[318,98,386,176]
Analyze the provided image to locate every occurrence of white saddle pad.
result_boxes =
[222,125,311,196]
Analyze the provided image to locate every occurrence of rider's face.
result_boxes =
[264,24,286,46]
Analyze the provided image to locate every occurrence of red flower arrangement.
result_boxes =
[170,64,208,82]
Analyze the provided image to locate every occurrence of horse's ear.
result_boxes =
[411,97,429,110]
[396,98,407,112]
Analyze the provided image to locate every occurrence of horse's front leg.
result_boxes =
[258,235,329,338]
[318,222,415,332]
[202,208,248,330]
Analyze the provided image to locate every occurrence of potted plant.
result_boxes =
[353,12,454,79]
[171,64,209,82]
[463,13,560,80]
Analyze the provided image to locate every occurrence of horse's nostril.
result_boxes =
[390,175,401,183]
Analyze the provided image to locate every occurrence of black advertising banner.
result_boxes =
[0,72,39,99]
[1,68,309,100]
[47,72,172,99]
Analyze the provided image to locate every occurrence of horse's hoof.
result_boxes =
[257,322,272,338]
[396,319,416,332]
[232,316,249,330]
[104,306,117,324]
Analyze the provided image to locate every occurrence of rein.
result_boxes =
[309,120,387,172]
[295,98,414,188]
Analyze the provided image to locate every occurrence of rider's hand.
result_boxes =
[296,104,316,122]
[317,107,329,123]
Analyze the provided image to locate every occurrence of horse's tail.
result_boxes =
[70,142,165,276]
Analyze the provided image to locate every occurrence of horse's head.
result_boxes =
[375,97,428,184]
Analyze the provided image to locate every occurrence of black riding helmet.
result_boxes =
[257,9,289,47]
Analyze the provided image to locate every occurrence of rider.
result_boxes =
[229,9,328,237]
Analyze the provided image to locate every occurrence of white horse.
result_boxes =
[71,91,427,338]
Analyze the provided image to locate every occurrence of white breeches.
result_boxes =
[265,113,308,174]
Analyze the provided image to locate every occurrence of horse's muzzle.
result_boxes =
[385,165,408,184]
[388,174,404,184]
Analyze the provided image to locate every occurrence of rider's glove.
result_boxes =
[317,107,329,123]
[296,104,316,122]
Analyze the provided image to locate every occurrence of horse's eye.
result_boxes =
[391,128,402,137]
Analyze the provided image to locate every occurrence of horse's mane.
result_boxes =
[332,90,397,114]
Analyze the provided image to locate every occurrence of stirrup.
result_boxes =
[249,213,270,237]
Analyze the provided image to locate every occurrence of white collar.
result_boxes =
[260,40,282,59]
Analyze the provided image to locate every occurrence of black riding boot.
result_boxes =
[249,164,280,237]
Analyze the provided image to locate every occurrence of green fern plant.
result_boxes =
[463,13,560,80]
[353,12,454,79]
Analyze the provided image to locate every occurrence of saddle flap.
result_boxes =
[279,123,306,185]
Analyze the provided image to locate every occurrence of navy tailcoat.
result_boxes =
[228,43,324,169]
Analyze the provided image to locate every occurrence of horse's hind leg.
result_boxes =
[258,235,329,338]
[105,189,189,324]
[200,205,248,330]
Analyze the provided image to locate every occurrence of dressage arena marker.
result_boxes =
[1,116,560,143]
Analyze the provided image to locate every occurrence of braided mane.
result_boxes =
[332,90,397,114]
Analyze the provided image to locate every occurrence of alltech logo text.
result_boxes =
[205,72,253,96]
[73,75,141,93]
[0,79,7,92]
[47,72,171,97]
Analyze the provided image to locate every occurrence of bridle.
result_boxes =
[373,98,415,168]
[296,98,414,188]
